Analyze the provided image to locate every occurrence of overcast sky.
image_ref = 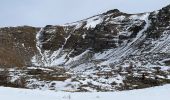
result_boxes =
[0,0,170,27]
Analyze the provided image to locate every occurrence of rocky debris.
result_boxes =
[0,64,169,92]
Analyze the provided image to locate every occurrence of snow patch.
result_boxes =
[85,16,103,29]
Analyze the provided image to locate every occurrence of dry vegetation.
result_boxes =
[0,26,39,68]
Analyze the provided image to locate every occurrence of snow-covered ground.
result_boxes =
[0,85,170,100]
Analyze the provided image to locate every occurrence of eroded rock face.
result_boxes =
[33,8,150,67]
[147,5,170,39]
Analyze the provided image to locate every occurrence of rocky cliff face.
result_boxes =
[0,5,170,91]
[32,5,170,68]
[33,10,146,67]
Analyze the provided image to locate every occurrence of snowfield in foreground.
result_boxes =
[0,85,170,100]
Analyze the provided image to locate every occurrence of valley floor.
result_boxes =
[0,85,170,100]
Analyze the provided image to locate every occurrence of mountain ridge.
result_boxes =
[0,4,170,91]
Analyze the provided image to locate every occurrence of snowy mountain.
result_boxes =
[0,5,170,91]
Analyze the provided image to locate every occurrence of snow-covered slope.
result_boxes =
[0,85,170,100]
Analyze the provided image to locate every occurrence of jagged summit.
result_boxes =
[161,4,170,10]
[105,9,120,14]
[103,8,126,16]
